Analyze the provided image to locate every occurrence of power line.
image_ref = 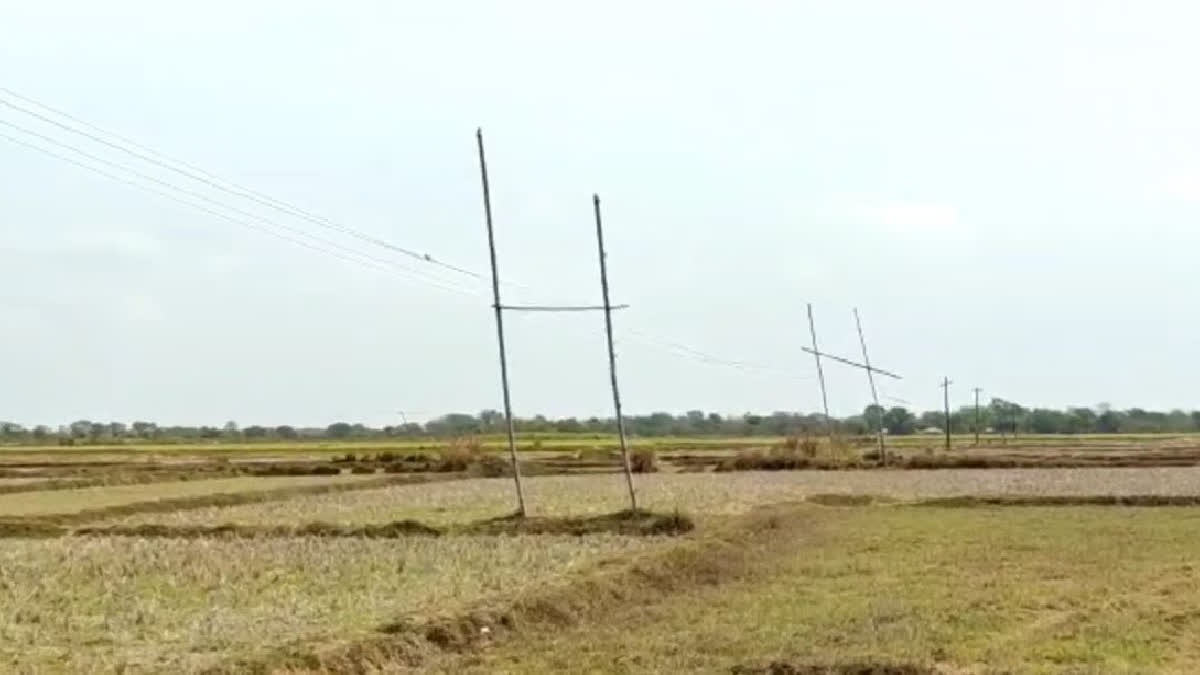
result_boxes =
[500,304,630,312]
[0,130,481,298]
[0,117,479,296]
[9,112,816,380]
[0,89,486,281]
[622,329,813,380]
[0,89,830,384]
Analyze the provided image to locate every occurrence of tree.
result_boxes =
[860,404,886,435]
[1096,410,1122,433]
[275,425,299,439]
[1065,408,1097,434]
[918,411,946,431]
[554,417,583,433]
[0,422,26,440]
[326,422,354,439]
[243,425,269,439]
[989,399,1024,436]
[68,420,91,439]
[479,409,502,431]
[426,413,480,435]
[131,421,158,439]
[1028,409,1068,434]
[882,407,916,435]
[1165,410,1193,433]
[222,421,240,438]
[88,422,108,441]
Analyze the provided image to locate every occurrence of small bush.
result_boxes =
[436,437,484,472]
[473,454,511,478]
[349,465,377,474]
[629,448,657,473]
[799,437,819,458]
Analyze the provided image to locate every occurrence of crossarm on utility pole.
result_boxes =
[799,347,903,380]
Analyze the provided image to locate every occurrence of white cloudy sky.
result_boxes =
[3,1,1200,426]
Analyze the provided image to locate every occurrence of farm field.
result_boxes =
[0,474,381,518]
[104,467,1200,528]
[8,449,1200,673]
[0,533,668,673]
[432,504,1200,674]
[5,431,1200,460]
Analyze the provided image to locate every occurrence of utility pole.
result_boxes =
[852,308,886,464]
[940,377,953,451]
[973,387,982,446]
[475,128,527,517]
[592,194,638,512]
[806,303,832,434]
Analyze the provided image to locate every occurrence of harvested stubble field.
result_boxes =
[435,504,1200,674]
[0,474,381,519]
[12,459,1200,674]
[0,477,57,485]
[104,467,1200,529]
[0,534,668,673]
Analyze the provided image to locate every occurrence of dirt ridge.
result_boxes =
[202,504,815,674]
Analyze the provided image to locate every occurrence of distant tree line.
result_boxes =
[3,401,1200,444]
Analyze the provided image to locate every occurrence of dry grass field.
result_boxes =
[432,505,1200,674]
[0,474,380,518]
[0,534,667,673]
[9,446,1200,674]
[103,467,1200,528]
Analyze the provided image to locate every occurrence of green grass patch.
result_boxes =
[433,505,1200,673]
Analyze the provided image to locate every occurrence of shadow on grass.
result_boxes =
[454,509,694,536]
[59,509,694,540]
[731,663,939,675]
[916,494,1200,507]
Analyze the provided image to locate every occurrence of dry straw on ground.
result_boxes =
[105,467,1200,528]
[0,534,668,673]
[0,475,379,518]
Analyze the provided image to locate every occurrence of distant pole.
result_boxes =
[941,376,953,451]
[807,303,832,434]
[592,194,638,512]
[475,128,526,517]
[969,386,979,444]
[853,308,886,464]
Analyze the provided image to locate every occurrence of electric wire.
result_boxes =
[0,89,829,383]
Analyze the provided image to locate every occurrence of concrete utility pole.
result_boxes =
[853,308,887,464]
[592,194,638,512]
[475,128,527,517]
[806,303,832,434]
[973,387,982,446]
[941,377,953,451]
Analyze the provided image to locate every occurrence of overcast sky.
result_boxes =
[3,1,1200,427]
